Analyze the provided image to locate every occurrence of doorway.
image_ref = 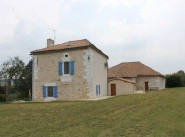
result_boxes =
[111,84,116,96]
[145,82,149,91]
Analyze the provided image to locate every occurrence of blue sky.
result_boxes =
[0,0,185,74]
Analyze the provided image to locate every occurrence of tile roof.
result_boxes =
[108,61,165,78]
[30,39,108,58]
[108,77,136,84]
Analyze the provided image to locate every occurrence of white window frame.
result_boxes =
[61,53,72,82]
[43,83,57,101]
[63,61,70,75]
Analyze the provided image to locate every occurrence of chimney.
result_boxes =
[47,38,54,47]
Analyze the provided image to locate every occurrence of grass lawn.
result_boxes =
[1,88,185,137]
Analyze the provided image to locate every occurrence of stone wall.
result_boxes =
[136,76,165,91]
[32,48,91,101]
[108,80,135,96]
[92,49,108,98]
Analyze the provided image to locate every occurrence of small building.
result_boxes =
[108,77,135,96]
[108,62,165,92]
[30,39,109,101]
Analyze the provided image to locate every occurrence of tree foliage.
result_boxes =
[166,70,185,88]
[0,56,24,85]
[17,60,32,99]
[0,57,32,101]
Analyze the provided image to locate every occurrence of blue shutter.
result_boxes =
[43,86,47,98]
[70,61,75,75]
[53,86,58,98]
[58,62,63,75]
[96,85,98,96]
[99,85,100,95]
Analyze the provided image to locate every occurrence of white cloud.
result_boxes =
[0,0,185,74]
[99,0,140,8]
[94,0,185,74]
[0,0,61,45]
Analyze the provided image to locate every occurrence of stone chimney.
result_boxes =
[47,38,54,47]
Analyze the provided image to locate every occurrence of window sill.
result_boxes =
[61,74,72,82]
[44,97,57,101]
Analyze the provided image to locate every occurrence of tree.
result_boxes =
[166,70,185,88]
[18,60,32,100]
[176,70,185,86]
[0,56,25,101]
[166,74,183,88]
[0,56,25,84]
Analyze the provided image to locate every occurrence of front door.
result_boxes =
[111,84,116,96]
[145,82,149,91]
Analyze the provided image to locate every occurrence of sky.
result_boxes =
[0,0,185,74]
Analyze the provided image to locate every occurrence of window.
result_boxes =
[64,62,70,74]
[58,61,75,76]
[96,85,101,96]
[43,85,58,98]
[47,86,53,97]
[65,54,68,57]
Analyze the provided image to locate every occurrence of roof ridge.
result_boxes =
[30,39,109,59]
[108,61,164,78]
[66,39,90,43]
[121,61,140,64]
[109,61,140,69]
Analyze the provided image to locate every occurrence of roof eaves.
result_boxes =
[90,44,109,59]
[108,77,136,84]
[137,74,165,78]
[30,45,90,55]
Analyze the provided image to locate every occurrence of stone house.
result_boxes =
[108,62,165,93]
[30,39,108,101]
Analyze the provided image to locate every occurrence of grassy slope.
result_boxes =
[1,88,185,137]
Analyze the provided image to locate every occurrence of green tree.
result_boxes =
[166,73,183,88]
[0,56,25,84]
[18,60,32,100]
[0,57,25,101]
[176,70,185,86]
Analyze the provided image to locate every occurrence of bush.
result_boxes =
[0,92,27,102]
[0,94,6,102]
[166,74,183,88]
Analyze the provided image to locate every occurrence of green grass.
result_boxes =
[1,88,185,137]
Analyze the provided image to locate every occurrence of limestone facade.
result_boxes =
[108,79,135,96]
[126,76,165,91]
[32,47,108,101]
[136,76,165,91]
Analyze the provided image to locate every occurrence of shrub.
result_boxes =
[166,74,183,88]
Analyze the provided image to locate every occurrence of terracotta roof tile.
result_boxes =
[30,39,108,58]
[108,62,165,78]
[108,77,136,84]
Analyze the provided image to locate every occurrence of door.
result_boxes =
[111,84,116,96]
[145,82,149,91]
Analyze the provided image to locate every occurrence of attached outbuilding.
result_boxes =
[108,61,166,92]
[108,77,136,96]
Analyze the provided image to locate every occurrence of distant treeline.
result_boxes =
[166,70,185,88]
